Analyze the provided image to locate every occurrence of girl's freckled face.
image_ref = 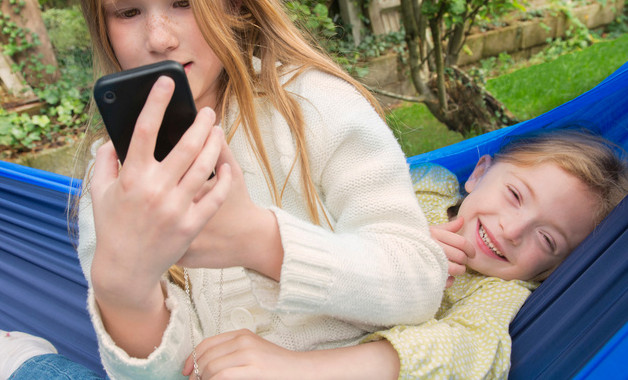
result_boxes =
[104,0,224,110]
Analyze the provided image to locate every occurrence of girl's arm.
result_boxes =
[170,69,449,327]
[182,329,400,380]
[182,278,530,380]
[364,276,534,379]
[244,70,449,326]
[80,77,231,372]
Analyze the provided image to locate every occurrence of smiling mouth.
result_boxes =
[479,224,507,260]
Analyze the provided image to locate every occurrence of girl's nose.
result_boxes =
[145,14,179,53]
[500,214,529,246]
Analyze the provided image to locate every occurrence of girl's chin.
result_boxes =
[466,260,495,278]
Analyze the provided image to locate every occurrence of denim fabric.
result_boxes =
[10,354,104,380]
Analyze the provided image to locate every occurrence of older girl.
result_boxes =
[74,0,447,378]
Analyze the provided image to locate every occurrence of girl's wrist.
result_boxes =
[91,247,164,309]
[243,207,284,281]
[93,280,170,358]
[293,340,400,380]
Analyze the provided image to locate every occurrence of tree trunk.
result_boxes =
[427,66,519,134]
[396,0,519,135]
[0,0,59,88]
[400,0,436,102]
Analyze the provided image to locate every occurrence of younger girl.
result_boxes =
[175,129,628,379]
[75,0,447,378]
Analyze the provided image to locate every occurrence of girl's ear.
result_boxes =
[464,155,493,193]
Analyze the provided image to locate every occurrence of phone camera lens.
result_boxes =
[103,90,116,104]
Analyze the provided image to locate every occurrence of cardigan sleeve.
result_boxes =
[363,276,534,380]
[246,70,449,327]
[84,282,196,379]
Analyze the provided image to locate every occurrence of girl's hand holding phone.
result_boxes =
[89,76,232,357]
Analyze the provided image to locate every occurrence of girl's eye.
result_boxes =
[508,186,521,205]
[541,233,556,252]
[174,0,191,8]
[116,8,140,18]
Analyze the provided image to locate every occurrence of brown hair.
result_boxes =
[76,0,382,287]
[494,129,628,225]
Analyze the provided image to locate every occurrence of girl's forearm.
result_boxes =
[93,274,170,358]
[297,340,400,380]
[241,207,284,281]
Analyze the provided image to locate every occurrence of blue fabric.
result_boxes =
[0,163,102,376]
[10,354,103,380]
[0,61,626,378]
[407,61,628,181]
[572,321,628,380]
[509,195,628,379]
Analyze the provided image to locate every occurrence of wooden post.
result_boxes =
[0,53,36,99]
[0,0,59,88]
[368,0,402,35]
[337,0,364,45]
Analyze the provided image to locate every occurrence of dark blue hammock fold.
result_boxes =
[0,164,101,374]
[1,60,627,378]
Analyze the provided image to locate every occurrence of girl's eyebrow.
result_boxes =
[104,0,130,8]
[512,172,536,201]
[102,0,118,10]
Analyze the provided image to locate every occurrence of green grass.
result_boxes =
[387,33,628,158]
[486,33,628,120]
[386,103,466,158]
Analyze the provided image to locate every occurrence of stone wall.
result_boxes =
[458,0,625,65]
[358,0,624,107]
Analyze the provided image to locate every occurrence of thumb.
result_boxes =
[215,133,244,182]
[216,133,238,168]
[91,141,119,197]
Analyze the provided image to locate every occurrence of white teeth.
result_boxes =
[479,225,505,258]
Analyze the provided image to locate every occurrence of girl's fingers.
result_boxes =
[182,330,250,377]
[448,261,466,277]
[189,162,232,228]
[435,216,464,233]
[444,244,468,265]
[176,124,223,196]
[162,107,217,182]
[431,220,475,260]
[215,133,241,175]
[446,275,455,288]
[124,76,174,167]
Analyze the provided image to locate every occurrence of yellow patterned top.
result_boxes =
[364,164,538,380]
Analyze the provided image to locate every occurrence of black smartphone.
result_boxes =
[93,60,197,163]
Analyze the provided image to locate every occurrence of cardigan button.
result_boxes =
[230,307,256,332]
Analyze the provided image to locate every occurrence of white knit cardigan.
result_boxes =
[77,68,448,379]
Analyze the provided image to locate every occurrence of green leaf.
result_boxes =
[448,0,466,16]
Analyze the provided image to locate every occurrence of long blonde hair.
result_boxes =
[77,0,383,286]
[494,129,628,225]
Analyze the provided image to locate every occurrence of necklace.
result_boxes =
[184,268,224,380]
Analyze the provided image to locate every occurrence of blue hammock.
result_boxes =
[1,61,627,378]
